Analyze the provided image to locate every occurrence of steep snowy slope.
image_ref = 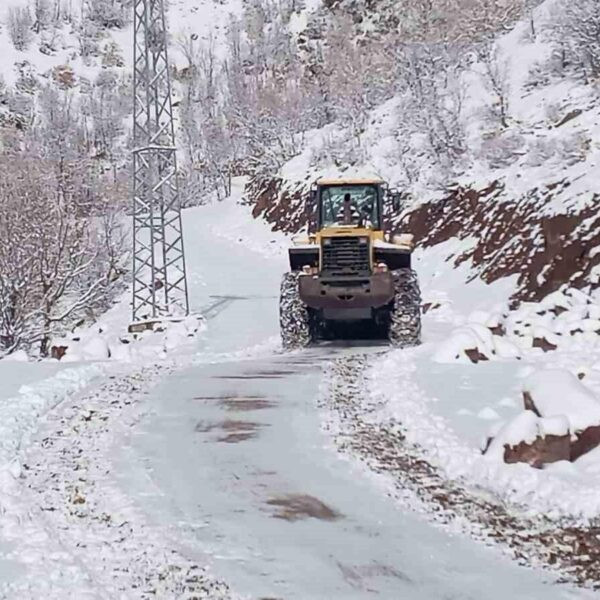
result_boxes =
[0,0,244,99]
[249,0,600,306]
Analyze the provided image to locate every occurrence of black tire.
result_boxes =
[280,272,314,350]
[389,269,422,348]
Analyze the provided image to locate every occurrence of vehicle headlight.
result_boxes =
[322,238,332,246]
[359,237,369,245]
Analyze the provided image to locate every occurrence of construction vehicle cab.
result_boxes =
[280,178,421,349]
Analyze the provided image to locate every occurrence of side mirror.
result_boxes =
[308,184,319,234]
[389,188,404,212]
[309,184,318,207]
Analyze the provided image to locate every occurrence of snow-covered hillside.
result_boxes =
[0,0,244,115]
[249,0,600,305]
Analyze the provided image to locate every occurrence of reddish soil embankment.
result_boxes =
[401,180,600,303]
[247,176,312,234]
[247,174,600,303]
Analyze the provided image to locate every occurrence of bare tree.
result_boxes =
[0,155,128,356]
[7,6,34,51]
[551,0,600,83]
[480,45,512,129]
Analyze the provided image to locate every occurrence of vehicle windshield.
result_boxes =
[320,185,380,229]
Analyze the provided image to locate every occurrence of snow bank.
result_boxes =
[371,349,600,521]
[51,314,206,364]
[434,286,600,364]
[1,350,29,363]
[433,323,509,363]
[0,364,105,493]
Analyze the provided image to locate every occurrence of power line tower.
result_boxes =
[131,0,189,325]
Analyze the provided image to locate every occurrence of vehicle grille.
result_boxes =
[321,236,370,277]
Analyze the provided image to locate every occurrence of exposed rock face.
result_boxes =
[247,176,311,234]
[504,434,571,469]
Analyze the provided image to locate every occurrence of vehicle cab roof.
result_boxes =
[316,177,385,186]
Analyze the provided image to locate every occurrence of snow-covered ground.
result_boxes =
[103,194,594,598]
[362,261,600,522]
[114,351,593,599]
[0,179,597,595]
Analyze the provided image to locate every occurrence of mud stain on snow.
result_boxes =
[218,398,276,412]
[192,395,276,411]
[192,395,242,401]
[266,494,342,522]
[337,561,413,589]
[212,374,287,380]
[254,370,296,376]
[195,419,265,443]
[218,431,259,443]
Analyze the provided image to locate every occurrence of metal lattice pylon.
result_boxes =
[132,0,189,323]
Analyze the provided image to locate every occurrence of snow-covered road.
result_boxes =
[116,351,588,599]
[2,193,595,598]
[109,200,589,599]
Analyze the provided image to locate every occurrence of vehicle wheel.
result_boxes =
[280,272,314,350]
[389,269,422,348]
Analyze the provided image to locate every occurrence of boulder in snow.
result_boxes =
[571,425,600,462]
[492,336,521,359]
[484,410,571,468]
[485,369,600,466]
[464,348,489,364]
[51,345,69,361]
[531,337,557,352]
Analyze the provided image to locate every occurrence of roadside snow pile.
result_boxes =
[1,350,30,363]
[434,287,600,364]
[433,322,522,364]
[371,351,600,521]
[50,315,205,363]
[0,364,105,493]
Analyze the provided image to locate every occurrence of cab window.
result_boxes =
[319,185,380,229]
